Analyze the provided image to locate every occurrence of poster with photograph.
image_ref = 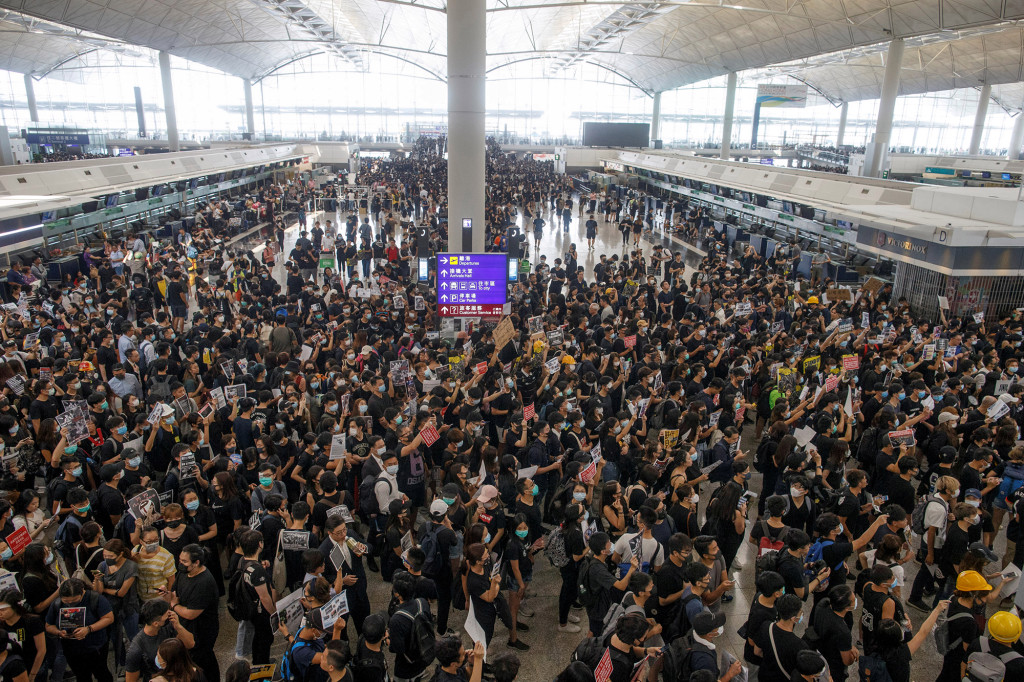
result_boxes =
[56,410,89,445]
[280,530,311,552]
[225,384,247,401]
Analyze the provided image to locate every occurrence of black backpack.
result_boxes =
[577,558,601,608]
[227,560,259,621]
[358,473,391,519]
[753,437,775,474]
[671,593,701,640]
[417,523,444,578]
[661,635,696,682]
[394,598,436,666]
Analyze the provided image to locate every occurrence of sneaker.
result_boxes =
[568,613,581,624]
[519,605,535,618]
[907,599,931,613]
[507,639,531,651]
[516,621,530,632]
[722,594,734,603]
[559,623,581,633]
[571,601,583,610]
[443,628,458,637]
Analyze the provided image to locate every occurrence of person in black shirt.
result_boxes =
[583,532,637,636]
[557,504,588,633]
[654,533,691,632]
[759,594,812,682]
[813,585,858,682]
[171,543,221,682]
[744,571,784,671]
[937,571,989,682]
[93,463,126,539]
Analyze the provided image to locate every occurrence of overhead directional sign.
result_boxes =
[437,253,508,317]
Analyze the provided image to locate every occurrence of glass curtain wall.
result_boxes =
[0,49,1016,154]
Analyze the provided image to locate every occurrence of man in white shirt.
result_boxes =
[907,474,957,611]
[375,452,403,516]
[611,507,665,573]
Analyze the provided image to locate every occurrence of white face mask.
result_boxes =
[790,487,805,497]
[691,495,700,505]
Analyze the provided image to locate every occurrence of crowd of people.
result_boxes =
[0,135,1019,682]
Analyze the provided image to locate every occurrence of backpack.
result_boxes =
[417,524,444,578]
[857,427,883,470]
[577,558,601,608]
[934,610,975,655]
[227,560,259,621]
[756,521,791,558]
[964,637,1024,682]
[649,398,674,431]
[857,652,894,682]
[277,640,315,682]
[671,593,701,639]
[147,374,173,402]
[544,527,570,568]
[805,539,834,568]
[660,636,696,682]
[570,637,607,668]
[911,494,948,536]
[358,473,391,518]
[54,514,83,561]
[753,437,775,474]
[351,653,387,682]
[394,598,436,665]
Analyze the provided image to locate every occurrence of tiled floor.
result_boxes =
[201,198,959,682]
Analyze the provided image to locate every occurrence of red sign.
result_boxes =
[842,355,860,371]
[439,304,504,317]
[5,526,30,555]
[475,362,488,375]
[824,374,840,392]
[624,335,637,349]
[420,425,440,446]
[580,461,597,484]
[524,403,535,420]
[595,648,613,682]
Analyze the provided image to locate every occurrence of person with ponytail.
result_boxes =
[93,539,139,671]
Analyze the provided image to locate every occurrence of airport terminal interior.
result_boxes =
[1,1,1024,682]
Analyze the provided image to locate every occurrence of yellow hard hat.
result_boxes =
[988,611,1022,644]
[807,296,820,304]
[532,340,545,353]
[561,355,576,365]
[955,570,993,593]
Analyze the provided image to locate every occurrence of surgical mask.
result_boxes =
[386,465,399,475]
[952,489,960,498]
[971,515,981,525]
[71,465,82,476]
[573,491,586,502]
[396,416,403,426]
[359,405,368,414]
[128,457,141,468]
[897,392,906,401]
[186,500,200,511]
[918,390,927,399]
[790,487,805,497]
[837,523,844,535]
[48,388,55,396]
[966,500,980,508]
[6,428,15,436]
[101,401,109,410]
[584,510,590,522]
[117,426,128,435]
[377,446,386,456]
[145,543,159,554]
[691,453,699,462]
[691,494,700,504]
[443,497,456,506]
[45,552,55,565]
[1009,366,1019,374]
[798,612,805,625]
[879,365,888,372]
[259,476,273,487]
[154,656,164,670]
[347,353,355,361]
[515,529,528,539]
[484,532,491,544]
[531,484,539,497]
[328,404,339,413]
[0,548,11,561]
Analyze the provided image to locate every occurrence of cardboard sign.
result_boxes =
[4,527,30,555]
[887,429,916,447]
[826,288,851,302]
[475,362,488,376]
[524,403,536,421]
[660,429,680,450]
[937,296,949,310]
[624,335,637,349]
[420,425,440,446]
[493,316,516,351]
[842,355,860,371]
[824,374,840,392]
[863,277,884,295]
[735,301,752,316]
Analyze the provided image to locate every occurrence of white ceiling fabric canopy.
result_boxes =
[0,0,1022,101]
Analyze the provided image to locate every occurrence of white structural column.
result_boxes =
[720,72,737,159]
[23,75,38,122]
[866,39,904,177]
[650,91,661,145]
[158,51,180,152]
[836,102,849,148]
[243,79,256,140]
[446,0,486,253]
[1008,114,1024,161]
[969,84,991,155]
